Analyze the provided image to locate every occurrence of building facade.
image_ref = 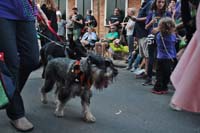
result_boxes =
[57,0,142,37]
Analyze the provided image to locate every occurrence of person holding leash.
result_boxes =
[0,0,39,132]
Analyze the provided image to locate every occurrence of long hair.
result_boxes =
[42,0,56,11]
[158,17,175,36]
[151,0,167,14]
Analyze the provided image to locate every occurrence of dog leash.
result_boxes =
[36,11,64,43]
[37,32,67,48]
[47,23,64,43]
[37,32,69,57]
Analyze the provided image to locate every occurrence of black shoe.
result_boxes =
[142,79,153,86]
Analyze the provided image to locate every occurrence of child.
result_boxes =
[151,17,176,94]
[66,15,73,41]
[125,8,137,70]
[57,13,66,41]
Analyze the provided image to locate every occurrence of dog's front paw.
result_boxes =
[83,112,96,123]
[54,109,64,117]
[54,99,59,105]
[41,92,48,104]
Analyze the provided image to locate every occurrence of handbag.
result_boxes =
[0,52,15,109]
[160,34,175,62]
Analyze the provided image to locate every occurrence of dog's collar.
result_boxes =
[71,60,92,89]
[71,60,81,74]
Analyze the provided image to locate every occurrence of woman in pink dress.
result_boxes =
[170,3,200,112]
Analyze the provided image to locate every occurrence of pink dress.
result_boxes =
[170,4,200,113]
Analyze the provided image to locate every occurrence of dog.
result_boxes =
[40,53,118,122]
[40,39,87,78]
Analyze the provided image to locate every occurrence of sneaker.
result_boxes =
[10,117,34,132]
[161,90,168,94]
[169,103,182,111]
[134,69,145,75]
[125,66,132,70]
[130,67,136,72]
[133,68,141,74]
[135,73,147,79]
[151,89,163,95]
[142,79,153,86]
[151,89,168,95]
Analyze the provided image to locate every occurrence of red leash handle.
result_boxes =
[47,21,64,43]
[0,52,4,62]
[37,13,64,43]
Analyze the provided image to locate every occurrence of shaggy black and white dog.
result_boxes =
[40,54,118,122]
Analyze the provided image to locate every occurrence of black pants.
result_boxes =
[0,19,39,120]
[147,44,156,79]
[153,59,173,91]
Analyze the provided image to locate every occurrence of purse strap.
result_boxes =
[160,34,174,62]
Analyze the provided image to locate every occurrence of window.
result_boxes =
[55,0,66,14]
[76,0,93,17]
[105,0,128,25]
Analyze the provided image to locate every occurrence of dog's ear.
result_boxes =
[87,56,92,64]
[105,59,113,67]
[81,57,91,64]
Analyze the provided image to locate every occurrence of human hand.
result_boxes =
[121,22,125,26]
[151,18,157,24]
[131,16,137,21]
[152,27,159,34]
[172,9,176,16]
[177,48,185,60]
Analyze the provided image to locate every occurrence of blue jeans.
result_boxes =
[0,19,39,120]
[134,54,142,69]
[127,35,134,60]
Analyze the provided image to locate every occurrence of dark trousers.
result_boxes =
[147,44,156,79]
[153,59,172,91]
[0,19,39,120]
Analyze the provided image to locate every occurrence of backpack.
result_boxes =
[0,52,15,109]
[91,16,97,27]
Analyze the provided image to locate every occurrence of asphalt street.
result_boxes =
[0,67,200,133]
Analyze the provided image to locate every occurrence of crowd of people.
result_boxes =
[122,0,200,114]
[0,0,200,132]
[121,0,200,113]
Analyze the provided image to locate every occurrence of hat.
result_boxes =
[56,10,62,16]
